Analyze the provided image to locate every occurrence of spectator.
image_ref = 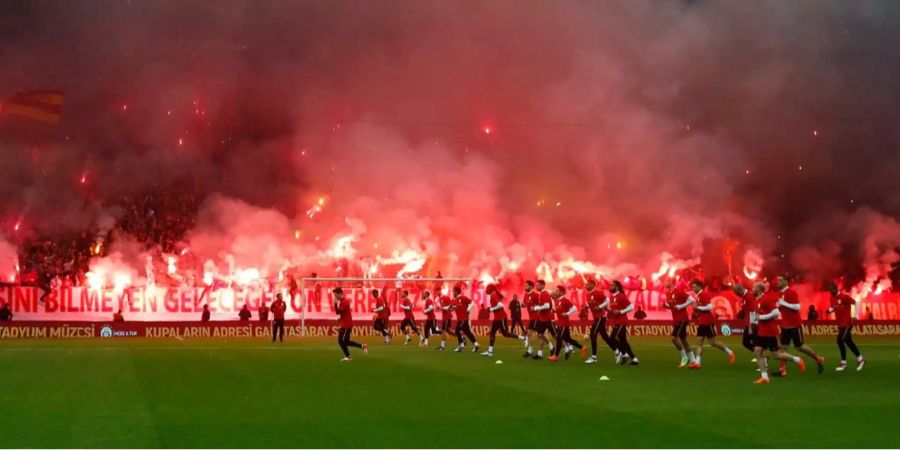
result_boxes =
[866,307,874,321]
[634,305,647,320]
[201,304,210,322]
[0,302,12,321]
[113,309,124,322]
[258,301,270,321]
[239,304,252,321]
[807,305,819,322]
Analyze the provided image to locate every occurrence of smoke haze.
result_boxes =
[1,0,898,288]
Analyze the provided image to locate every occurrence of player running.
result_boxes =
[371,288,391,344]
[548,286,585,362]
[481,284,526,356]
[585,278,616,364]
[663,280,695,368]
[522,281,541,358]
[688,279,735,369]
[733,283,758,358]
[421,290,441,348]
[334,287,367,362]
[775,275,825,374]
[753,282,806,383]
[437,290,455,351]
[529,279,557,360]
[826,282,866,371]
[607,280,638,365]
[399,290,422,345]
[453,286,480,353]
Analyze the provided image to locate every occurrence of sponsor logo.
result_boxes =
[720,324,732,336]
[99,325,138,338]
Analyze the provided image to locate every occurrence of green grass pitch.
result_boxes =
[1,335,898,448]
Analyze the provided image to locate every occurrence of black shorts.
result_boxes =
[442,318,453,331]
[755,335,779,351]
[671,321,688,338]
[780,327,804,347]
[697,324,716,338]
[534,320,553,334]
[527,320,536,331]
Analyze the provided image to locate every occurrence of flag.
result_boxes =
[1,91,64,125]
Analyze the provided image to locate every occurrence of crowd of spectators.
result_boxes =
[8,184,203,291]
[116,186,201,254]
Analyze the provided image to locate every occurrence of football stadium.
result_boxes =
[2,1,900,449]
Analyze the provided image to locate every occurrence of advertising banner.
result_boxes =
[1,285,898,321]
[2,319,899,340]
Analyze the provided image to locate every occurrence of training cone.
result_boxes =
[599,375,610,381]
[495,360,504,365]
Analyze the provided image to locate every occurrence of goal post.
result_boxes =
[298,277,473,336]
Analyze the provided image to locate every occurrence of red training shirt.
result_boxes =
[831,293,855,327]
[525,291,539,320]
[439,295,453,320]
[740,291,757,327]
[694,291,715,326]
[756,292,780,338]
[401,298,415,320]
[271,299,287,320]
[587,290,607,320]
[455,296,472,321]
[424,298,436,321]
[607,292,630,326]
[489,291,507,320]
[778,288,802,328]
[537,290,554,322]
[337,298,353,329]
[665,290,690,322]
[556,297,574,326]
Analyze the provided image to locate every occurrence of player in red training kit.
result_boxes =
[421,290,441,348]
[481,284,527,357]
[585,278,616,364]
[732,284,758,359]
[775,275,825,375]
[522,281,544,358]
[452,286,480,353]
[663,280,696,368]
[371,289,392,344]
[753,282,805,384]
[529,279,557,360]
[398,290,421,345]
[607,280,638,365]
[334,287,367,362]
[826,282,865,371]
[548,286,585,362]
[437,291,455,351]
[688,279,735,369]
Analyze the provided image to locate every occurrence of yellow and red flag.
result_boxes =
[1,90,64,124]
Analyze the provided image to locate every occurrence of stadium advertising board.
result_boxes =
[2,319,900,339]
[1,285,898,321]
